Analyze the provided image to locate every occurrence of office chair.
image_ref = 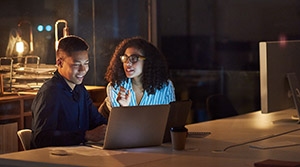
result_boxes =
[206,94,238,120]
[17,129,32,150]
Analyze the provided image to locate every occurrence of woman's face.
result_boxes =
[122,47,144,80]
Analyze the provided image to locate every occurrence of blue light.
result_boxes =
[45,25,52,32]
[37,25,44,32]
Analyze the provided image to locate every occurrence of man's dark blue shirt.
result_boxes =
[31,71,107,148]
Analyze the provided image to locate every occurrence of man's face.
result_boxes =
[58,51,89,86]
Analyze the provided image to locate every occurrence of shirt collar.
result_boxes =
[53,70,77,92]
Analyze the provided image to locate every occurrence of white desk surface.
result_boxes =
[1,109,300,167]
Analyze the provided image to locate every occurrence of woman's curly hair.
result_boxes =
[105,37,170,95]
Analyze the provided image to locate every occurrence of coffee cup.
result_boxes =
[170,126,187,150]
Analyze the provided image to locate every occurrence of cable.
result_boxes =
[214,128,300,152]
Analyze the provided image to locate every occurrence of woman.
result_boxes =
[99,37,175,118]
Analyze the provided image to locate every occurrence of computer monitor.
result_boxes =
[259,40,300,114]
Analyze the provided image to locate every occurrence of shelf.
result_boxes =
[0,115,20,121]
[24,112,32,117]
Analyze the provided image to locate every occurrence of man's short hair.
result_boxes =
[57,36,89,54]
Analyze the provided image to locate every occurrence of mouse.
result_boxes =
[50,149,68,156]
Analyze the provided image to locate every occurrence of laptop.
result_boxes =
[103,104,170,149]
[163,100,192,142]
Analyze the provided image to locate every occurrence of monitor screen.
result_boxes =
[259,40,300,113]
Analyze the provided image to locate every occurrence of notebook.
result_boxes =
[163,100,192,142]
[103,104,170,149]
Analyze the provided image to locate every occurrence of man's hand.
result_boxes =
[85,124,107,142]
[116,86,131,106]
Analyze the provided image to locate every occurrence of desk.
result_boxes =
[1,109,300,167]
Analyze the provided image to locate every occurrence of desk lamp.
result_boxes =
[55,19,69,51]
[17,20,34,55]
[14,21,34,63]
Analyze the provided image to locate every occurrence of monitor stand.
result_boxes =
[280,73,300,124]
[272,73,300,124]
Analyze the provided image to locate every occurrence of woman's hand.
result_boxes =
[116,87,131,106]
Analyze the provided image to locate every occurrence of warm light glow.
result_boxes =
[279,33,287,48]
[253,112,274,129]
[55,41,59,51]
[16,41,24,54]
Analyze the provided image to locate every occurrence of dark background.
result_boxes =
[1,0,300,123]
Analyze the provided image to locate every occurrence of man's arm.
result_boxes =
[85,124,107,142]
[85,86,107,142]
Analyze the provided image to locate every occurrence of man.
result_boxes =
[31,36,107,148]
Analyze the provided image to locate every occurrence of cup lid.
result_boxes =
[170,126,187,132]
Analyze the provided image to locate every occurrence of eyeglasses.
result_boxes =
[120,54,146,64]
